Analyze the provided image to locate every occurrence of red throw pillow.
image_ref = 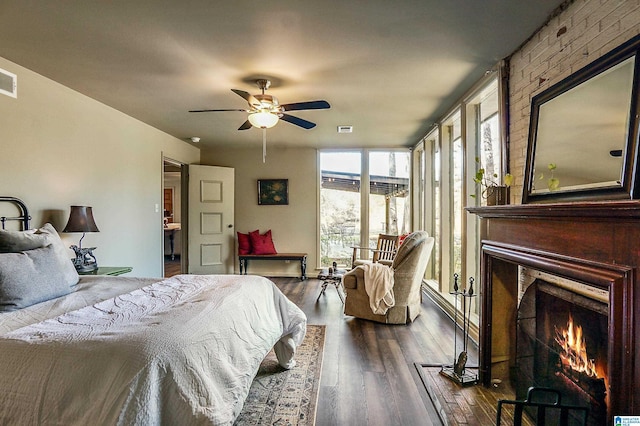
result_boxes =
[249,229,277,255]
[237,231,254,255]
[398,233,410,246]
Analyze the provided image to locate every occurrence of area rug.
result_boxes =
[235,325,326,426]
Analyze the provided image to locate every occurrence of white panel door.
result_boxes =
[188,165,234,274]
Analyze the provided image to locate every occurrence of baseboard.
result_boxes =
[421,282,479,345]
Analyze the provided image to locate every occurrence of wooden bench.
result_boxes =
[238,253,307,280]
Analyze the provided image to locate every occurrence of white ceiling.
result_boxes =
[0,1,565,151]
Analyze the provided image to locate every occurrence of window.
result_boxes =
[319,150,410,267]
[449,111,464,285]
[368,151,410,240]
[319,151,361,267]
[432,137,441,284]
[475,79,502,205]
[413,71,504,326]
[415,130,440,287]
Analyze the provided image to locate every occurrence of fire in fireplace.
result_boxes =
[516,279,608,426]
[555,314,600,379]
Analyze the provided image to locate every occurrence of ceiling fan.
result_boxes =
[189,79,330,130]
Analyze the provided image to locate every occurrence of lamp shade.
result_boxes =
[63,206,100,233]
[248,111,279,129]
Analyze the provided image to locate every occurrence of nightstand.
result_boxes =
[78,266,133,276]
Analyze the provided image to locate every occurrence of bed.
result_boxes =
[0,197,307,425]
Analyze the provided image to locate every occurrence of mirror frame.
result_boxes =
[523,34,640,203]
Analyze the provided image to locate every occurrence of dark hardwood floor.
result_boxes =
[270,276,479,426]
[164,255,181,277]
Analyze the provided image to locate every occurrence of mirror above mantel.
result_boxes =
[523,34,640,203]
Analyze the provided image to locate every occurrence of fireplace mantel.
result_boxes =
[468,200,640,219]
[468,201,640,420]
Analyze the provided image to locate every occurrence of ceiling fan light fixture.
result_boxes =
[189,78,329,133]
[248,111,279,128]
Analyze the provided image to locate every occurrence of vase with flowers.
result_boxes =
[471,157,514,205]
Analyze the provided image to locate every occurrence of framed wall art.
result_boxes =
[257,179,289,205]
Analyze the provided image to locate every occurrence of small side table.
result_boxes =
[78,266,133,276]
[316,268,346,303]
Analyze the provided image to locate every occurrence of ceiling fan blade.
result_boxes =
[280,113,316,129]
[189,108,245,112]
[281,100,330,111]
[231,89,261,108]
[238,120,252,130]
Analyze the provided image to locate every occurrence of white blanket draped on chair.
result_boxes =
[361,263,395,315]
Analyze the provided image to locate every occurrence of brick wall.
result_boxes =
[508,0,640,202]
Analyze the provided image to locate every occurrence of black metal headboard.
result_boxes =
[0,197,31,230]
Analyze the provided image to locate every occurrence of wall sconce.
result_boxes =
[63,205,100,272]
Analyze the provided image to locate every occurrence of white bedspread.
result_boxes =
[0,274,306,425]
[0,275,159,335]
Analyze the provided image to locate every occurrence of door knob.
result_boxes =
[228,224,233,228]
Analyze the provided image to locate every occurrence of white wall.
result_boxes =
[201,146,318,277]
[508,0,640,202]
[0,56,200,277]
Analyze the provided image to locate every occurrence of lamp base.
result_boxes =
[70,245,98,273]
[74,262,98,273]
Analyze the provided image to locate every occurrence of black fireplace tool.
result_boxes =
[440,274,478,386]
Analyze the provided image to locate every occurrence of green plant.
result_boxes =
[471,157,513,199]
[537,163,560,191]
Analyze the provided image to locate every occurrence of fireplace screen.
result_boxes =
[516,280,608,426]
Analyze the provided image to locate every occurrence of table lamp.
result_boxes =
[63,205,100,272]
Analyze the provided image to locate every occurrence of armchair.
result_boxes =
[342,231,434,324]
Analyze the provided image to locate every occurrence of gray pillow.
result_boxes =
[0,229,48,253]
[35,223,79,287]
[35,223,74,260]
[0,244,76,311]
[0,223,70,256]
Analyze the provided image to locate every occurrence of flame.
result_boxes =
[554,314,599,378]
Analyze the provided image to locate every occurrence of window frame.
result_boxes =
[412,65,507,331]
[318,148,411,268]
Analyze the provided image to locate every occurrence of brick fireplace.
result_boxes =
[468,201,639,424]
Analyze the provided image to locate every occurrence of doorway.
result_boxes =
[186,164,235,274]
[163,158,185,277]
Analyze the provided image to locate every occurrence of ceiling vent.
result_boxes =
[337,125,353,133]
[0,68,17,98]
